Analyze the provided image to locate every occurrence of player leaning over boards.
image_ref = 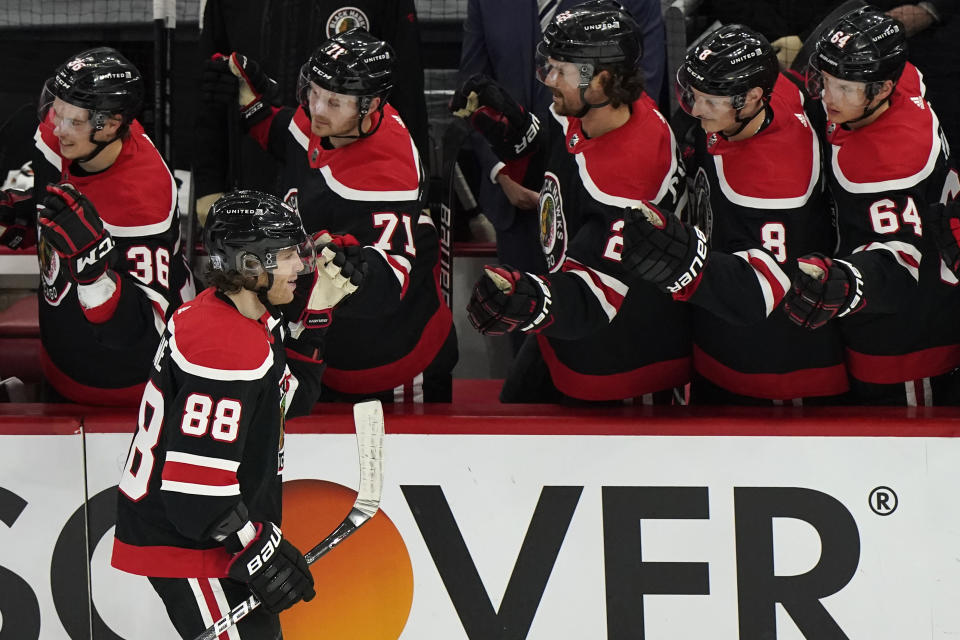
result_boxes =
[112,190,362,638]
[620,25,849,405]
[3,47,195,405]
[201,28,456,403]
[453,0,691,404]
[782,5,960,405]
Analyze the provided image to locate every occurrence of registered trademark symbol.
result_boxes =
[869,486,898,516]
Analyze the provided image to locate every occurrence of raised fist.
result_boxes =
[621,203,709,296]
[450,75,542,161]
[466,265,553,335]
[783,253,865,330]
[37,184,114,283]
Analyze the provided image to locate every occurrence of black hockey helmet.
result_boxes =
[296,26,394,136]
[676,24,779,114]
[536,0,643,89]
[807,6,907,97]
[205,190,315,279]
[39,47,143,132]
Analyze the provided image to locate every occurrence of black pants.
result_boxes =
[689,373,851,406]
[149,576,281,640]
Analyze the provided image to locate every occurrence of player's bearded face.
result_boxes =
[264,248,306,305]
[307,83,360,138]
[542,58,584,116]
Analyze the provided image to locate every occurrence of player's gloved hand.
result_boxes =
[924,202,960,277]
[292,232,364,330]
[0,188,37,250]
[621,203,709,296]
[782,253,865,330]
[200,57,238,108]
[208,52,279,129]
[225,521,315,614]
[37,183,115,284]
[450,74,542,161]
[466,265,553,335]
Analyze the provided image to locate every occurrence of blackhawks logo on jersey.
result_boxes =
[38,232,71,305]
[539,171,567,273]
[326,7,370,36]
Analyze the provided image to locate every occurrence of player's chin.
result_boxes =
[268,285,296,306]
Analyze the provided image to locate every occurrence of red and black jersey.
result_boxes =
[112,288,322,578]
[249,104,453,395]
[679,76,848,400]
[531,95,691,401]
[821,63,960,396]
[32,120,195,405]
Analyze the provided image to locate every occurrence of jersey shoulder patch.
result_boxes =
[168,288,273,379]
[710,77,820,209]
[560,97,678,207]
[829,64,941,192]
[295,104,421,202]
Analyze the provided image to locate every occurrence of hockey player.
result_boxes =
[620,25,848,404]
[30,47,194,405]
[783,6,960,405]
[453,0,691,403]
[111,190,359,639]
[203,28,456,403]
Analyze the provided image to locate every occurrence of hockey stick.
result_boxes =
[193,400,385,640]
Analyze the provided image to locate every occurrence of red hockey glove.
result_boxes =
[37,184,115,284]
[783,253,865,330]
[621,203,709,297]
[225,521,315,614]
[450,75,542,161]
[0,188,36,250]
[925,201,960,278]
[208,52,279,130]
[467,265,553,335]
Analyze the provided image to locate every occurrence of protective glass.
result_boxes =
[535,43,593,88]
[38,81,95,133]
[675,70,736,118]
[239,238,316,277]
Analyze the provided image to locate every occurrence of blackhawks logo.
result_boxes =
[690,166,714,241]
[326,7,371,36]
[539,172,567,273]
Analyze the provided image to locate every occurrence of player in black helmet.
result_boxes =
[112,189,363,639]
[452,0,691,403]
[782,6,960,405]
[206,28,457,403]
[621,24,846,405]
[19,47,196,405]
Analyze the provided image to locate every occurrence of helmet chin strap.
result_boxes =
[721,103,770,139]
[327,98,387,141]
[844,84,892,127]
[75,133,117,165]
[573,86,610,118]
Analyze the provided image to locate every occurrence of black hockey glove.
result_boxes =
[290,232,365,330]
[225,521,315,614]
[450,75,542,161]
[621,203,709,295]
[467,265,553,335]
[200,57,238,109]
[783,253,865,330]
[209,52,279,130]
[925,201,960,278]
[37,184,115,284]
[0,188,36,250]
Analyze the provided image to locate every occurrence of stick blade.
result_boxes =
[352,400,384,518]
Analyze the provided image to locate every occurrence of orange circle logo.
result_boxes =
[280,479,413,638]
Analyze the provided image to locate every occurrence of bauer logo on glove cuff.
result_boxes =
[245,525,282,576]
[835,259,864,317]
[520,274,553,332]
[667,226,708,293]
[514,115,541,156]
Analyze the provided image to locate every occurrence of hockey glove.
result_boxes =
[37,184,115,284]
[925,202,960,277]
[782,253,865,330]
[621,203,709,296]
[467,265,553,335]
[0,188,36,250]
[208,52,279,130]
[226,521,315,614]
[450,75,542,161]
[291,232,364,330]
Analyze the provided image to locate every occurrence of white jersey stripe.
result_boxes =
[854,240,921,281]
[160,479,241,496]
[733,249,791,316]
[166,450,240,472]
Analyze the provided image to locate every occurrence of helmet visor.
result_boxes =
[535,42,593,88]
[239,238,316,278]
[675,68,736,118]
[38,80,95,133]
[804,56,825,100]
